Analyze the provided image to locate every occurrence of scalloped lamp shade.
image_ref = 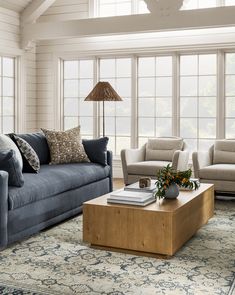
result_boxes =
[85,82,123,137]
[84,82,122,102]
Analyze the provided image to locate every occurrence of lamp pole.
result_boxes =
[103,100,105,137]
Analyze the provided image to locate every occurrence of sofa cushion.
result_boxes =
[83,137,109,166]
[213,140,235,164]
[8,163,110,210]
[0,150,24,187]
[18,133,50,165]
[199,164,235,181]
[146,138,183,161]
[0,134,23,170]
[42,126,90,165]
[127,161,171,176]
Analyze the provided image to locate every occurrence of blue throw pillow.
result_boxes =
[0,150,24,187]
[17,132,50,165]
[82,137,109,166]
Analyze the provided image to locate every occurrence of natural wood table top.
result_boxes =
[84,183,214,213]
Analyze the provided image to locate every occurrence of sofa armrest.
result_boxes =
[121,146,145,185]
[192,151,212,178]
[107,151,113,192]
[172,150,189,171]
[0,170,8,249]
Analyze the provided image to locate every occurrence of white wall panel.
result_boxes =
[36,0,89,129]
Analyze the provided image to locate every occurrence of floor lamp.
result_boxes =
[85,82,122,137]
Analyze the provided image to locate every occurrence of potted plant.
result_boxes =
[155,164,200,200]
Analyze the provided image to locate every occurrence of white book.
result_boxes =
[107,196,156,207]
[110,189,154,202]
[124,180,157,193]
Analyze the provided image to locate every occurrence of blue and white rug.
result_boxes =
[0,200,234,295]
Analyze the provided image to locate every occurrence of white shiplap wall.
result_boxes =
[0,0,32,13]
[36,0,90,130]
[0,6,37,133]
[0,7,20,52]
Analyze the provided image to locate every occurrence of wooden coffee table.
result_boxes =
[83,183,214,257]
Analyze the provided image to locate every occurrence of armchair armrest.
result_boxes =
[121,146,145,185]
[0,170,8,249]
[172,150,189,171]
[192,151,212,178]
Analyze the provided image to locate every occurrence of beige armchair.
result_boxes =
[193,139,235,193]
[121,137,189,185]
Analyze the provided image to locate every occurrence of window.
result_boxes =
[62,51,235,157]
[138,56,173,146]
[225,0,235,5]
[97,0,149,17]
[182,0,235,9]
[99,58,132,155]
[63,60,94,138]
[180,54,217,153]
[225,53,235,138]
[0,57,15,133]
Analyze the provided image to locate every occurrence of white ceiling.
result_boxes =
[0,0,32,12]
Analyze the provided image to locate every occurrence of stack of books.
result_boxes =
[107,188,156,207]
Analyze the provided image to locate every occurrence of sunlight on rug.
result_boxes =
[0,201,234,295]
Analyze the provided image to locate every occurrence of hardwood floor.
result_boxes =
[113,178,124,190]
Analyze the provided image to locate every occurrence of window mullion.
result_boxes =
[217,50,225,139]
[93,58,99,138]
[173,53,179,137]
[133,0,138,14]
[131,56,138,148]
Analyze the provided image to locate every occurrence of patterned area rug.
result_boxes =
[0,201,234,295]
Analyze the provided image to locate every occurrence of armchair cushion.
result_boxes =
[199,164,235,181]
[146,138,183,161]
[127,161,171,176]
[213,140,235,164]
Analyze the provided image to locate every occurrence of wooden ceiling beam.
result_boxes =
[21,6,235,48]
[21,0,56,25]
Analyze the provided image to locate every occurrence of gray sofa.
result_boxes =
[193,139,235,194]
[0,133,112,249]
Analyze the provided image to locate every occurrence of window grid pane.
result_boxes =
[99,58,132,156]
[98,0,149,17]
[180,54,217,153]
[0,56,15,133]
[138,56,173,146]
[181,0,233,9]
[63,60,94,137]
[225,53,235,138]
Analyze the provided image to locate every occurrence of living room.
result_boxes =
[0,0,234,294]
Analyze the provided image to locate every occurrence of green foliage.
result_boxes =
[155,164,200,199]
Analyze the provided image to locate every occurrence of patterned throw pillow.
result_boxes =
[13,135,40,173]
[41,126,90,165]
